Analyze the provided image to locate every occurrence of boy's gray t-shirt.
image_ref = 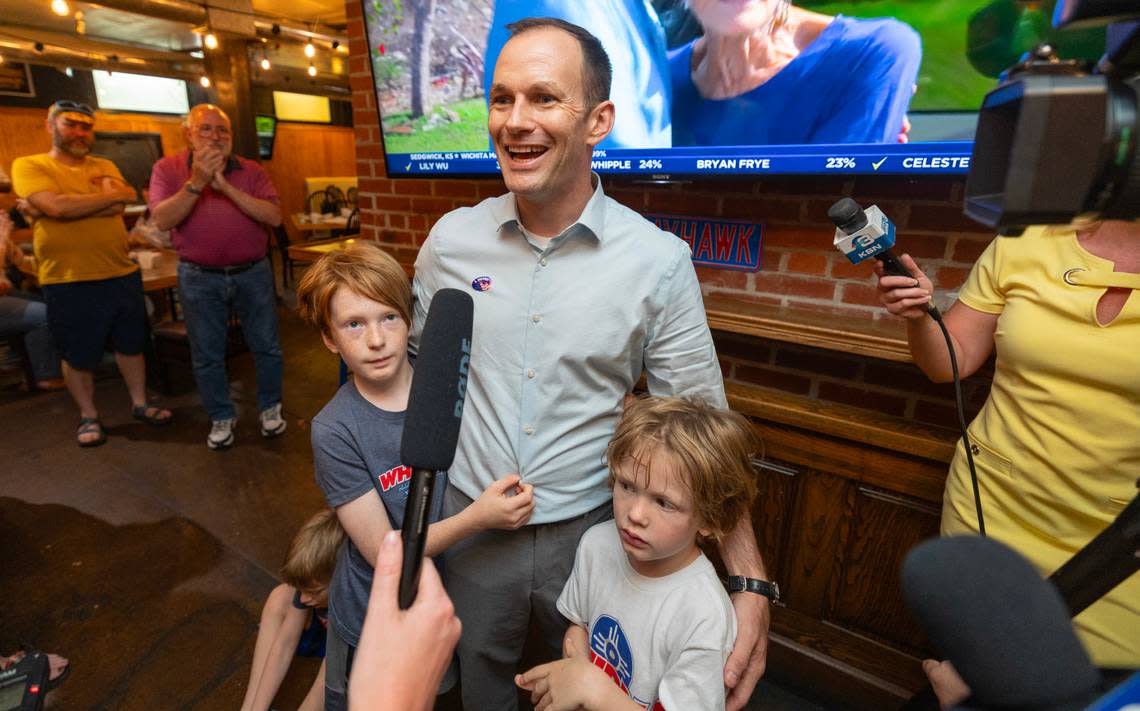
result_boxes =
[312,378,448,647]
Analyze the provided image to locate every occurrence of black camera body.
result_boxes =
[0,652,50,711]
[965,1,1140,232]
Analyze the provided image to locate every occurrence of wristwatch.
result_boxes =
[183,181,203,195]
[725,576,780,602]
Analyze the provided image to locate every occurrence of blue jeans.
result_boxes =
[177,258,282,421]
[0,294,61,381]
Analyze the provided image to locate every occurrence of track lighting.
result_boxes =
[204,32,218,50]
[200,75,211,88]
[260,56,271,70]
[307,63,317,77]
[51,0,70,16]
[304,41,315,58]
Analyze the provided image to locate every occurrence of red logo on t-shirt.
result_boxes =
[377,465,411,491]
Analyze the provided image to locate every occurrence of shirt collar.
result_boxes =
[184,150,241,175]
[492,173,607,243]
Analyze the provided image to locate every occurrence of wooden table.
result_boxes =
[18,249,180,293]
[287,238,418,279]
[290,213,348,234]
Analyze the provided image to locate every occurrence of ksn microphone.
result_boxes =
[398,288,473,609]
[903,536,1104,711]
[829,197,939,318]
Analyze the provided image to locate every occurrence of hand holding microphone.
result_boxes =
[829,197,940,320]
[349,530,461,711]
[873,254,935,320]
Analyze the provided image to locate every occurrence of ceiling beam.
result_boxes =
[87,0,347,45]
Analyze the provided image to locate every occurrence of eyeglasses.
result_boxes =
[194,124,231,138]
[49,100,94,117]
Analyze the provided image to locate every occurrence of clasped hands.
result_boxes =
[190,146,231,193]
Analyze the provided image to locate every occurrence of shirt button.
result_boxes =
[523,425,535,435]
[540,257,548,267]
[532,313,541,323]
[527,369,535,379]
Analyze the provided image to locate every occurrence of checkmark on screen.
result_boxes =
[405,162,412,171]
[871,157,887,171]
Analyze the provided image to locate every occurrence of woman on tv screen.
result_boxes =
[668,0,922,146]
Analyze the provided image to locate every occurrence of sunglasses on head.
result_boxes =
[50,100,95,117]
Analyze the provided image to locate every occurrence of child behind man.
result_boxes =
[241,508,343,711]
[295,241,536,711]
[518,396,760,710]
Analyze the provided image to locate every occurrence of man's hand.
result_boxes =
[15,198,42,220]
[724,592,770,711]
[348,530,461,711]
[190,147,224,190]
[99,177,137,204]
[469,473,535,530]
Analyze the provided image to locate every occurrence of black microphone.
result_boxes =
[902,536,1102,710]
[398,288,473,609]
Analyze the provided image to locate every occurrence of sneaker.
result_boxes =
[207,418,236,450]
[259,403,287,437]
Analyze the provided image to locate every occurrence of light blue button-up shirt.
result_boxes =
[412,179,726,523]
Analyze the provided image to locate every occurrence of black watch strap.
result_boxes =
[725,575,780,602]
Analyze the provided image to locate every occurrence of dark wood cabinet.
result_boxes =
[729,385,955,709]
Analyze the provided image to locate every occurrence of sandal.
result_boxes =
[77,417,107,447]
[132,404,172,426]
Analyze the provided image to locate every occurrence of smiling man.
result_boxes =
[412,18,772,711]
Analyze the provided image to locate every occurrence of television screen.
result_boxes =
[256,114,277,160]
[92,132,164,200]
[92,71,190,115]
[272,91,331,123]
[361,0,1105,177]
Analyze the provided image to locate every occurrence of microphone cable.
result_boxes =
[924,305,985,537]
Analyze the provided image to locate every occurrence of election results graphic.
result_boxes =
[588,615,664,711]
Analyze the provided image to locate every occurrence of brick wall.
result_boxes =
[344,1,993,430]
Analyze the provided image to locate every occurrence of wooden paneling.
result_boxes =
[1,109,357,229]
[0,107,187,180]
[262,122,356,236]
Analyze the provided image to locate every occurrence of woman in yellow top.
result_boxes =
[877,220,1140,672]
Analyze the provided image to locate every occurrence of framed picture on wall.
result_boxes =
[0,62,35,97]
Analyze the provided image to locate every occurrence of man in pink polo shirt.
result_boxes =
[149,104,286,450]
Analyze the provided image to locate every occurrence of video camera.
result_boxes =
[964,0,1140,233]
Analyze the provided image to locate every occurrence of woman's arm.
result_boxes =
[875,255,998,382]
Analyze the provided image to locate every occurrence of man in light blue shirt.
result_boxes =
[413,18,771,711]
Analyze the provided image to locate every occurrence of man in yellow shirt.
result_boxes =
[12,100,171,447]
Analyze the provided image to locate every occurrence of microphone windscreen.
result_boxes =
[902,536,1101,709]
[400,288,473,471]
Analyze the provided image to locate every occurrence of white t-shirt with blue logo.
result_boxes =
[557,521,736,710]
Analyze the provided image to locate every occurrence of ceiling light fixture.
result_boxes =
[51,0,70,17]
[204,32,218,50]
[307,63,317,77]
[200,75,211,88]
[304,40,315,58]
[260,56,271,70]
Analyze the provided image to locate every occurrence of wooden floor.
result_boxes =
[0,295,830,710]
